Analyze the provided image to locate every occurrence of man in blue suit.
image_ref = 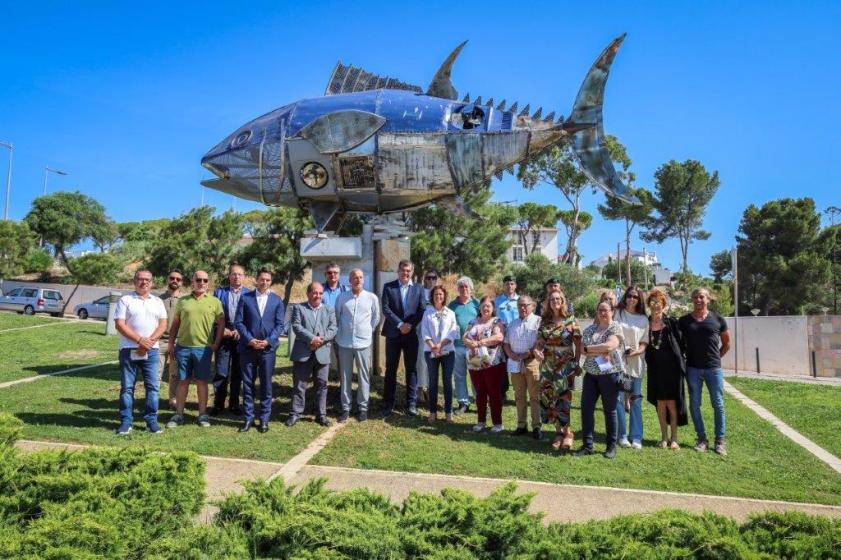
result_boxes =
[381,259,426,417]
[211,264,251,416]
[234,268,285,433]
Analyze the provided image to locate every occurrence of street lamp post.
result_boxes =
[43,166,68,195]
[0,141,12,220]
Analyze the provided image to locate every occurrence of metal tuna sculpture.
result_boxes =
[201,34,635,232]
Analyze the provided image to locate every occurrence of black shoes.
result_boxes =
[357,411,368,422]
[511,427,528,436]
[238,420,253,433]
[229,406,243,416]
[603,445,617,459]
[532,427,542,440]
[575,446,594,456]
[338,411,350,423]
[316,417,333,427]
[382,409,394,419]
[285,416,298,427]
[208,406,223,417]
[258,422,269,433]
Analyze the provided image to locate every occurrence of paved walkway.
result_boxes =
[725,369,841,386]
[15,439,841,524]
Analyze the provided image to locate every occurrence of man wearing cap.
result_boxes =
[537,277,561,315]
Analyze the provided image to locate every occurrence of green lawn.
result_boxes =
[0,320,118,382]
[0,311,63,331]
[728,376,841,459]
[0,355,327,463]
[312,385,841,506]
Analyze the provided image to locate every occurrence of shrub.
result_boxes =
[23,247,54,275]
[504,252,597,305]
[67,253,121,285]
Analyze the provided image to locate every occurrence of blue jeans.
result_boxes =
[617,376,643,443]
[119,348,160,425]
[686,366,726,441]
[580,373,619,449]
[453,346,473,405]
[426,352,455,414]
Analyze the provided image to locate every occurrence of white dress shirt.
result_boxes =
[335,289,381,349]
[255,290,270,316]
[421,306,460,355]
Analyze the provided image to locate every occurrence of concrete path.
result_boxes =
[15,439,841,523]
[724,381,841,474]
[725,369,841,386]
[0,361,118,390]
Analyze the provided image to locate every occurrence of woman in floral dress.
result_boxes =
[534,289,582,450]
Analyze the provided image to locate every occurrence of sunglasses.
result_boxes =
[626,294,639,300]
[425,276,437,280]
[194,278,209,284]
[168,276,182,281]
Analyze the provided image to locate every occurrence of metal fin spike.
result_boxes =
[486,97,494,107]
[509,101,518,113]
[556,114,564,124]
[475,96,482,105]
[519,104,530,116]
[462,93,470,103]
[544,111,555,122]
[497,99,506,110]
[532,107,542,119]
[494,169,504,181]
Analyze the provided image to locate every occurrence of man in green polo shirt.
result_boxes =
[166,270,225,428]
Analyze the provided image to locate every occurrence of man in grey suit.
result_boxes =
[288,282,337,427]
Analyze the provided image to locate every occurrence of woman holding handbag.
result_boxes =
[463,296,506,433]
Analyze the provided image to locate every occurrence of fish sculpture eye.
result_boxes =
[300,162,329,189]
[231,130,252,148]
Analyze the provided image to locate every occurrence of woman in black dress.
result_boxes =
[644,289,687,449]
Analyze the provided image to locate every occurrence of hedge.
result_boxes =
[1,412,839,559]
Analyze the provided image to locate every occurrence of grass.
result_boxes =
[728,376,841,459]
[0,320,118,382]
[0,356,327,463]
[0,311,63,331]
[312,383,841,506]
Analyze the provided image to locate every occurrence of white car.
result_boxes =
[0,287,65,316]
[73,295,115,320]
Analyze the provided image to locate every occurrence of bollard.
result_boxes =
[812,350,817,378]
[755,347,760,374]
[104,291,122,336]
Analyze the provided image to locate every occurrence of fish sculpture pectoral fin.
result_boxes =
[567,33,640,205]
[308,201,344,233]
[296,110,386,154]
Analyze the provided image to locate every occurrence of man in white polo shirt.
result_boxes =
[113,269,168,435]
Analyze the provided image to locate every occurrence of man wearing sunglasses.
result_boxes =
[166,270,225,428]
[158,270,184,409]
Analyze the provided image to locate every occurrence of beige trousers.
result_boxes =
[510,358,541,429]
[158,350,179,404]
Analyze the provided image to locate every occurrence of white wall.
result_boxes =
[722,316,810,376]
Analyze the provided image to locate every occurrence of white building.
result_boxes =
[589,248,659,269]
[507,227,558,265]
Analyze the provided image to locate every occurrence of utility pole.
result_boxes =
[617,241,622,287]
[0,141,12,220]
[731,245,739,375]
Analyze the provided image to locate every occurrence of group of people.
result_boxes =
[113,260,731,460]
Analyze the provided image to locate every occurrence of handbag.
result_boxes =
[607,348,633,391]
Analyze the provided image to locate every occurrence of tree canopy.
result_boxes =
[641,160,720,274]
[709,249,733,284]
[514,202,560,256]
[23,191,113,275]
[409,189,517,282]
[145,206,243,282]
[0,220,39,279]
[736,197,829,315]
[818,224,840,314]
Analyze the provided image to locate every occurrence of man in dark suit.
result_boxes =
[381,259,426,417]
[211,263,251,415]
[288,281,337,427]
[234,268,286,433]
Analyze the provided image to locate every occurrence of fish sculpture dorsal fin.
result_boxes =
[325,62,423,96]
[426,41,468,100]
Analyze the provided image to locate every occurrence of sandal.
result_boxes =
[669,440,680,450]
[445,413,454,423]
[551,434,563,450]
[561,429,574,450]
[659,440,669,449]
[428,413,437,424]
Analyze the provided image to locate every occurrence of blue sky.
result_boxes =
[2,1,839,273]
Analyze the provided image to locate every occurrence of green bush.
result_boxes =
[67,253,122,285]
[504,252,597,306]
[0,414,205,560]
[23,247,54,275]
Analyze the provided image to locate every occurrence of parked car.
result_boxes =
[0,287,65,316]
[74,295,115,320]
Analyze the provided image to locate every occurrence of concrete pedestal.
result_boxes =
[298,224,410,375]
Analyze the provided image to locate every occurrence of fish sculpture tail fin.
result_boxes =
[566,34,639,204]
